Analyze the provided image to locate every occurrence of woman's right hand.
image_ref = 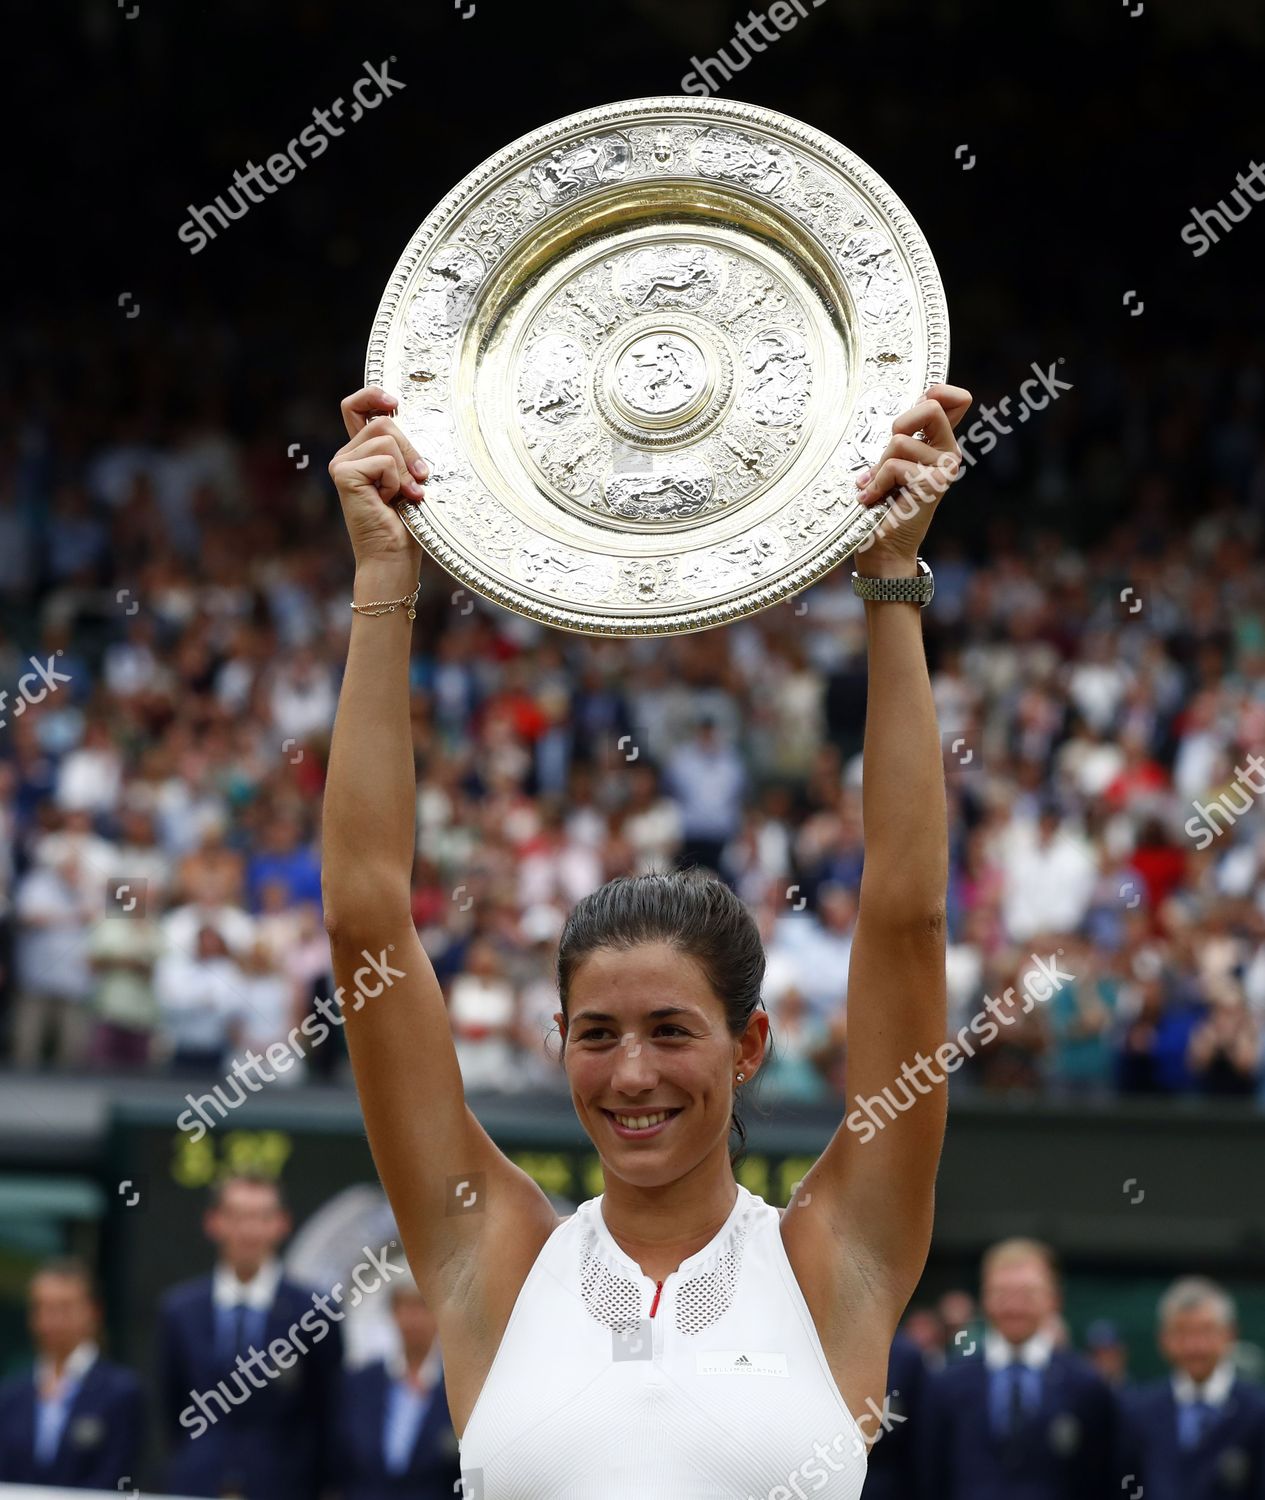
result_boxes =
[328,386,430,570]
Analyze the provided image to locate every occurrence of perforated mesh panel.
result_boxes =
[580,1227,644,1332]
[675,1221,748,1335]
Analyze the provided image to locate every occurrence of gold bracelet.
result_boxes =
[349,582,421,619]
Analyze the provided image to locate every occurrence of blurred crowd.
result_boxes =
[1,324,1264,1107]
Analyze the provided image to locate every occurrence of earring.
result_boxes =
[735,1072,745,1084]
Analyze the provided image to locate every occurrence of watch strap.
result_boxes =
[851,555,934,607]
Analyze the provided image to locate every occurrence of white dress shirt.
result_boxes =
[213,1257,282,1313]
[984,1327,1056,1371]
[1172,1357,1237,1409]
[35,1338,99,1397]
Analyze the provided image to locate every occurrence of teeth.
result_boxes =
[614,1110,672,1130]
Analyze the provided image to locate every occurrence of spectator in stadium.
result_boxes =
[245,810,323,914]
[970,955,1050,1093]
[663,711,747,873]
[1044,940,1120,1098]
[85,887,164,1067]
[1084,1319,1130,1390]
[157,1173,343,1500]
[11,851,97,1068]
[447,935,521,1092]
[336,1276,461,1500]
[998,800,1098,945]
[936,1290,978,1363]
[919,1237,1118,1497]
[902,1306,948,1371]
[233,936,306,1080]
[615,761,683,874]
[1186,983,1262,1096]
[756,985,831,1103]
[0,1256,144,1489]
[1118,1275,1265,1499]
[152,922,245,1072]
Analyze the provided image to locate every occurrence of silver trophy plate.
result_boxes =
[366,95,949,636]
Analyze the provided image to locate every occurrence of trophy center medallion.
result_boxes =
[610,330,711,426]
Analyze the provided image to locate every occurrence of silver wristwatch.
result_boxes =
[850,555,934,607]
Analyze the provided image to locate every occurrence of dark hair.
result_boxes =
[207,1173,288,1214]
[555,868,769,1167]
[31,1255,99,1302]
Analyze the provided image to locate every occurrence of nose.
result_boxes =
[610,1033,659,1095]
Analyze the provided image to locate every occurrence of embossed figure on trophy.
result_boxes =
[565,286,621,336]
[617,246,721,311]
[413,247,485,335]
[724,271,783,332]
[603,462,713,521]
[690,129,791,194]
[743,329,809,426]
[535,431,601,498]
[719,433,766,478]
[841,233,908,326]
[615,334,708,419]
[529,135,631,204]
[519,334,587,425]
[628,340,691,405]
[854,384,908,451]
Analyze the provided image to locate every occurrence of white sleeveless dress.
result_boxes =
[458,1182,869,1498]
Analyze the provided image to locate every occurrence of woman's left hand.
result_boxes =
[854,383,973,572]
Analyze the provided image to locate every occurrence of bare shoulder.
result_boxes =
[434,1160,565,1437]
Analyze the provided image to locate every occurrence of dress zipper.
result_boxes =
[649,1279,664,1318]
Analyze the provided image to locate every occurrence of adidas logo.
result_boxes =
[734,1354,752,1367]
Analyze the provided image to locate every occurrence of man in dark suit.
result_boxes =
[0,1256,144,1489]
[336,1276,462,1499]
[919,1236,1117,1498]
[158,1172,343,1500]
[861,1330,925,1498]
[1119,1275,1265,1498]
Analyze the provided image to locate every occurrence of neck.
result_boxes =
[227,1258,266,1283]
[599,1152,739,1280]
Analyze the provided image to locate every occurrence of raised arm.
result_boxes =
[321,387,557,1312]
[782,384,972,1323]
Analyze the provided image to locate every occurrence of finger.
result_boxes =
[891,398,958,452]
[859,455,942,509]
[857,433,959,497]
[341,433,424,501]
[346,414,431,488]
[922,382,973,431]
[330,452,401,505]
[340,386,403,441]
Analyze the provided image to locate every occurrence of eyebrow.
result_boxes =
[569,1006,698,1024]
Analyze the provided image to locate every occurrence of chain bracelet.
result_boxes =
[349,582,421,619]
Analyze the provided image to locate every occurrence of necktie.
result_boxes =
[1180,1397,1213,1449]
[1006,1360,1027,1433]
[231,1301,253,1359]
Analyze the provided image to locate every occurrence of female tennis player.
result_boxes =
[322,379,971,1498]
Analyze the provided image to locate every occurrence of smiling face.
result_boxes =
[556,941,766,1189]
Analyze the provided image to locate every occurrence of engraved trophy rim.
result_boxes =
[365,94,950,636]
